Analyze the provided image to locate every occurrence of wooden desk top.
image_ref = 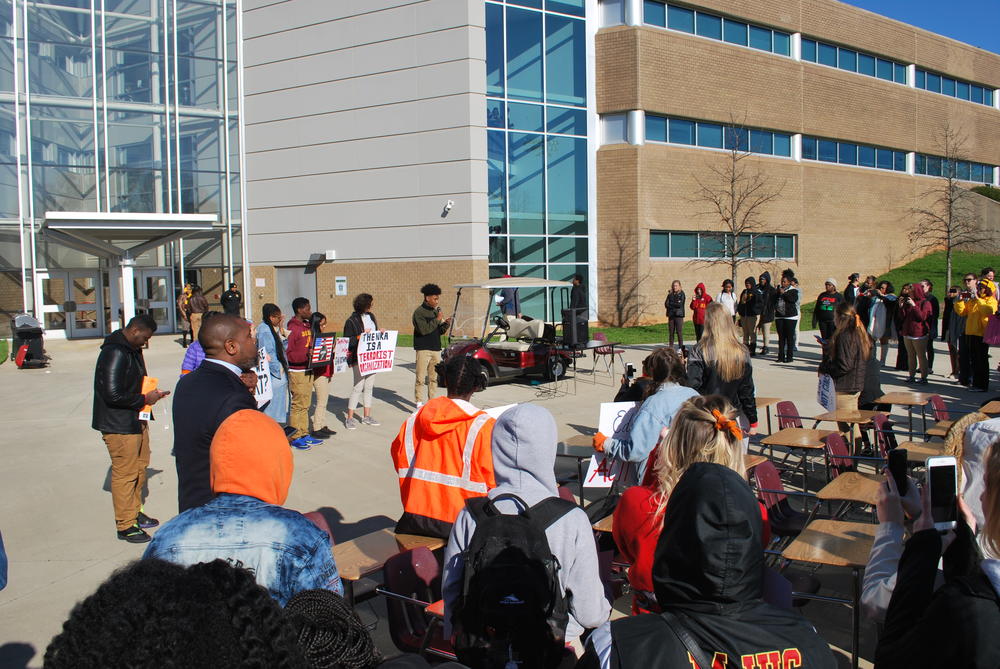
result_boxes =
[817,472,883,505]
[592,515,614,533]
[875,392,935,406]
[812,409,884,425]
[896,441,946,463]
[755,397,782,408]
[926,420,953,438]
[744,454,767,471]
[781,519,877,568]
[761,427,835,449]
[333,529,446,581]
[981,401,1000,415]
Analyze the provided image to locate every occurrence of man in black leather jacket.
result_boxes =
[92,314,170,543]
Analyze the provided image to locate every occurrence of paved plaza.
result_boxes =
[0,330,991,667]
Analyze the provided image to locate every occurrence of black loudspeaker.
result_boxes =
[561,308,589,348]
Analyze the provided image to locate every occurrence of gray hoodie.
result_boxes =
[442,404,611,640]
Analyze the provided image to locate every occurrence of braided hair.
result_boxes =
[284,590,382,669]
[436,354,485,398]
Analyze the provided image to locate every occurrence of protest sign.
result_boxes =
[357,330,398,375]
[310,332,336,367]
[333,337,350,374]
[817,373,836,413]
[584,401,640,488]
[254,347,273,409]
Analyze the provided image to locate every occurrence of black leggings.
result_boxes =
[694,323,704,341]
[668,317,684,347]
[971,335,990,391]
[776,319,796,361]
[818,320,835,341]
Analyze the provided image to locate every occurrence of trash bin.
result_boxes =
[11,313,46,368]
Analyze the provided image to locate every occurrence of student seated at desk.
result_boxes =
[580,463,836,669]
[391,355,496,539]
[145,410,342,606]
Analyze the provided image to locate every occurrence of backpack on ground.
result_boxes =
[453,493,576,669]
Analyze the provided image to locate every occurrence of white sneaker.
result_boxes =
[361,416,380,426]
[345,417,359,430]
[416,402,424,409]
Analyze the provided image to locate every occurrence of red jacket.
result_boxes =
[898,284,933,338]
[285,317,312,371]
[689,283,713,325]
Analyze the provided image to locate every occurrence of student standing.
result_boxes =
[942,285,962,378]
[736,276,761,354]
[844,272,861,305]
[412,283,452,407]
[689,282,712,342]
[255,303,289,426]
[920,279,939,374]
[308,313,335,439]
[176,283,192,347]
[819,303,872,433]
[899,283,933,384]
[812,278,843,341]
[343,293,380,430]
[755,272,777,356]
[663,280,685,349]
[955,278,998,392]
[715,279,738,321]
[773,273,799,363]
[187,286,209,341]
[285,297,322,447]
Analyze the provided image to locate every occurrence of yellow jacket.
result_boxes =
[955,295,999,337]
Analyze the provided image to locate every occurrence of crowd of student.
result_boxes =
[51,263,1000,667]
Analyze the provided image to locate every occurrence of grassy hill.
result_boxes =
[594,250,998,345]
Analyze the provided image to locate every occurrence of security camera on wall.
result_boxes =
[445,200,454,211]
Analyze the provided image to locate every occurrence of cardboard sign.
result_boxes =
[584,402,641,488]
[138,376,157,421]
[333,337,350,374]
[357,330,398,376]
[310,332,336,368]
[254,347,273,409]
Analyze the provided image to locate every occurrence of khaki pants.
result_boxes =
[903,337,928,378]
[414,349,441,404]
[757,320,771,348]
[288,370,313,438]
[741,314,758,350]
[102,426,150,531]
[189,312,204,341]
[311,373,330,431]
[835,391,861,436]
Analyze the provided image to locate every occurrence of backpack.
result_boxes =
[453,493,576,669]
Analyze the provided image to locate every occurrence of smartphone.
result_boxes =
[625,363,636,381]
[925,456,958,531]
[888,449,908,496]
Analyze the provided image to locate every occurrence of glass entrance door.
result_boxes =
[138,269,175,332]
[67,271,103,338]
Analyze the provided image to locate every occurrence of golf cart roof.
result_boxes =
[454,278,572,290]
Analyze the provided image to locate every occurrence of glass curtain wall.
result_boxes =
[486,0,588,321]
[0,0,241,319]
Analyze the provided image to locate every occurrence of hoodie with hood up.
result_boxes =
[689,283,713,325]
[737,277,761,318]
[898,283,933,338]
[579,463,836,669]
[756,272,777,323]
[442,404,610,640]
[145,410,342,605]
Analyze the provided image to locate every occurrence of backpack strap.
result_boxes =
[465,493,530,523]
[528,497,577,531]
[660,609,715,669]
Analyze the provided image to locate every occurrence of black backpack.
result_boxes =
[453,493,576,669]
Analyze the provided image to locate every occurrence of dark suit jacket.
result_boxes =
[172,360,258,512]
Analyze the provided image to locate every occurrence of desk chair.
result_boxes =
[377,547,456,660]
[753,461,815,554]
[592,332,623,376]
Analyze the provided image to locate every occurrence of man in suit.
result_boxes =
[172,313,259,512]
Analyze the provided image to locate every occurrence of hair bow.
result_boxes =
[711,409,743,441]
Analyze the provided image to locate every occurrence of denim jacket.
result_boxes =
[144,493,341,605]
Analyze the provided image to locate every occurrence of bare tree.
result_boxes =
[688,118,785,284]
[908,124,986,289]
[600,226,653,327]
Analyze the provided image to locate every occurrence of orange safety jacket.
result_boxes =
[391,396,496,539]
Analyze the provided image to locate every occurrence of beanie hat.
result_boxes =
[210,409,293,506]
[826,277,837,288]
[978,279,994,298]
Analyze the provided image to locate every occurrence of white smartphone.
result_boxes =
[925,456,958,531]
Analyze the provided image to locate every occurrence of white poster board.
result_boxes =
[584,401,641,488]
[817,373,836,413]
[357,330,398,375]
[483,404,517,419]
[333,337,350,375]
[254,347,273,409]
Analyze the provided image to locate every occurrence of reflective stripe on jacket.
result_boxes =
[391,396,496,539]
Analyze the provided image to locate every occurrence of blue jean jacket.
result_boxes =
[144,494,342,605]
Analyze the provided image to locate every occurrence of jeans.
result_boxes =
[102,425,150,531]
[414,349,441,403]
[775,319,796,361]
[262,370,288,424]
[287,370,313,438]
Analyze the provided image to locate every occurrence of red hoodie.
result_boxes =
[285,316,312,371]
[898,283,933,338]
[689,283,713,325]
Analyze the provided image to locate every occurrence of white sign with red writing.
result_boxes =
[333,337,350,375]
[584,401,640,488]
[357,330,398,376]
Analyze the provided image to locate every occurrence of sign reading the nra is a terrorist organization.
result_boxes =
[357,330,398,376]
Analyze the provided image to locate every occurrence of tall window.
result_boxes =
[487,1,589,320]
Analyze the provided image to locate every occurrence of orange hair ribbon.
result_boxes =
[711,409,743,440]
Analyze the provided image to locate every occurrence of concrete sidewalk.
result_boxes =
[0,330,989,667]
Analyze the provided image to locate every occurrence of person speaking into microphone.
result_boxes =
[412,283,452,407]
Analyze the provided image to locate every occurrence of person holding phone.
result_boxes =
[875,439,1000,668]
[898,282,933,384]
[818,303,871,434]
[955,278,998,392]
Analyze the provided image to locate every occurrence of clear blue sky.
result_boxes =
[843,0,1000,54]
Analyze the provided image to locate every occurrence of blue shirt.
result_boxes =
[144,493,342,605]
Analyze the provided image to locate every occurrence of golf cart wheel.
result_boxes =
[546,356,566,381]
[480,368,491,389]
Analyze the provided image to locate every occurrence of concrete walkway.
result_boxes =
[0,330,990,667]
